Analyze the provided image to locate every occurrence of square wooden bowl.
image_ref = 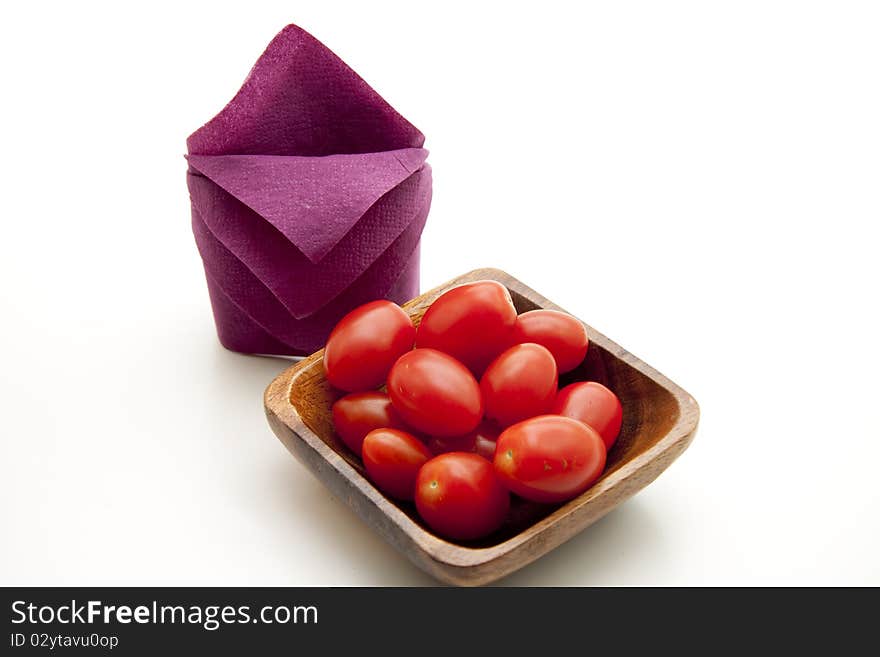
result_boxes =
[264,268,699,586]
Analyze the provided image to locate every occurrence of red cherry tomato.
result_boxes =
[387,349,483,437]
[323,300,415,392]
[426,421,499,461]
[552,382,623,451]
[362,428,433,501]
[494,415,606,504]
[510,310,589,373]
[331,391,410,456]
[416,281,517,376]
[480,343,558,428]
[415,453,510,540]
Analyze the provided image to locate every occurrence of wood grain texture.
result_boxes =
[264,268,699,586]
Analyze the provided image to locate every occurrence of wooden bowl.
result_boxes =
[264,268,699,586]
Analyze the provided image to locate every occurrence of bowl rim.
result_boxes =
[264,267,700,570]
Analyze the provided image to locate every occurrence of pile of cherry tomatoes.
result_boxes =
[323,280,623,541]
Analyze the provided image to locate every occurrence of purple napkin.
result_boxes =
[186,24,431,356]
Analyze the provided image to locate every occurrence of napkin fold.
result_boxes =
[186,24,431,356]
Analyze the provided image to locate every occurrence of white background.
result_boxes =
[1,1,878,586]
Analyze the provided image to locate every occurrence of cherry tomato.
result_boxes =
[552,382,623,451]
[323,300,415,392]
[362,428,433,501]
[387,349,483,437]
[426,421,499,461]
[494,415,606,504]
[415,453,510,540]
[416,280,517,375]
[510,309,589,373]
[331,391,410,455]
[480,343,558,428]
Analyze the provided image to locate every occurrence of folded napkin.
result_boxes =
[186,24,431,356]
